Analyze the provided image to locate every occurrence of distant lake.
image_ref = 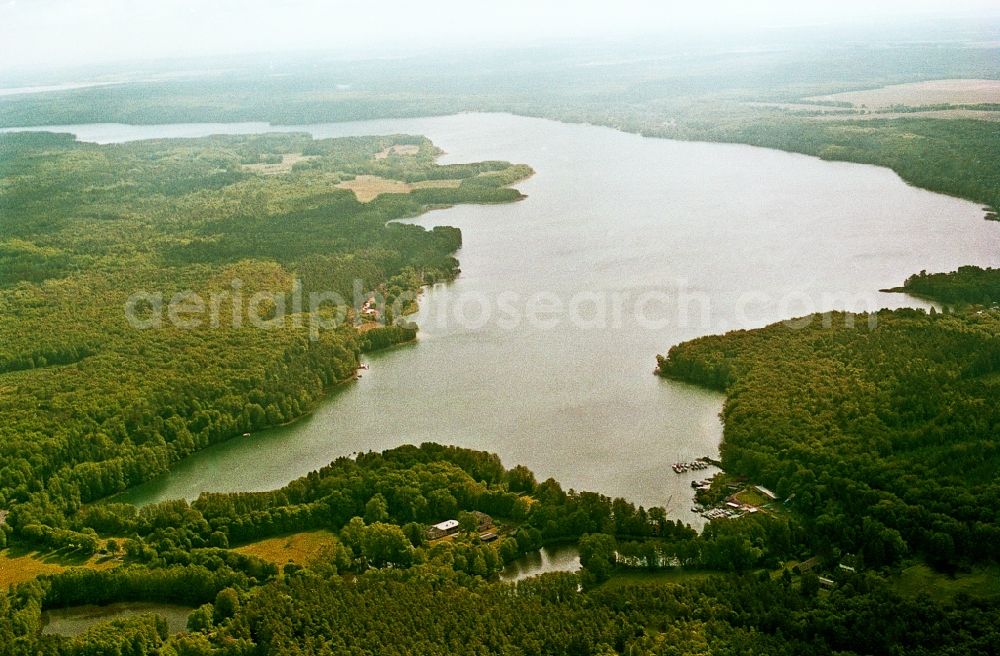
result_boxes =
[12,113,999,526]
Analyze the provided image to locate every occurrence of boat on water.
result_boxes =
[672,459,711,474]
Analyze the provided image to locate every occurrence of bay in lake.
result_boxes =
[16,113,998,526]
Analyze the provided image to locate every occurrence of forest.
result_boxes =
[2,32,1000,654]
[658,309,1000,571]
[893,266,1000,305]
[0,130,531,532]
[1,126,999,656]
[2,443,999,655]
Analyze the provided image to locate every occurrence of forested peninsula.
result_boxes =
[887,265,1000,305]
[2,43,998,214]
[658,309,1000,569]
[0,130,530,523]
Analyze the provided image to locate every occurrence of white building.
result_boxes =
[432,520,459,533]
[427,519,460,540]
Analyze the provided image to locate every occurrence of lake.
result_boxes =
[501,544,581,582]
[12,113,999,526]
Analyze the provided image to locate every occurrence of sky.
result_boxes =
[1,0,998,74]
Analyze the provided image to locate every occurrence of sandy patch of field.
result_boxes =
[244,153,318,175]
[813,108,1000,122]
[745,102,858,113]
[234,531,340,571]
[746,101,1000,121]
[806,79,1000,108]
[337,175,410,201]
[336,175,461,202]
[374,144,420,160]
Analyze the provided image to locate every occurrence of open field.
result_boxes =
[748,101,1000,121]
[233,530,341,571]
[0,547,119,588]
[336,174,461,202]
[745,101,859,113]
[243,152,318,174]
[806,79,1000,108]
[815,108,1000,121]
[0,550,66,587]
[891,563,1000,603]
[374,144,420,159]
[732,488,770,507]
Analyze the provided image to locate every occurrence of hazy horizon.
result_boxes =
[2,0,999,77]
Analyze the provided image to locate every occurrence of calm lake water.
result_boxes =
[501,544,581,582]
[13,113,999,526]
[42,602,194,637]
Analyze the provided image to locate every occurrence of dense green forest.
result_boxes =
[2,30,1000,655]
[2,443,998,655]
[0,130,530,529]
[1,129,999,656]
[658,309,1000,570]
[892,266,1000,305]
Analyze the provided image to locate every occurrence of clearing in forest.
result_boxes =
[0,547,118,587]
[806,79,1000,108]
[243,153,318,174]
[233,531,341,570]
[374,144,421,159]
[336,175,461,202]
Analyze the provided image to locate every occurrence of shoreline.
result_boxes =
[1,110,991,211]
[98,163,528,507]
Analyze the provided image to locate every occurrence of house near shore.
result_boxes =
[426,519,460,540]
[360,296,380,320]
[426,512,495,540]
